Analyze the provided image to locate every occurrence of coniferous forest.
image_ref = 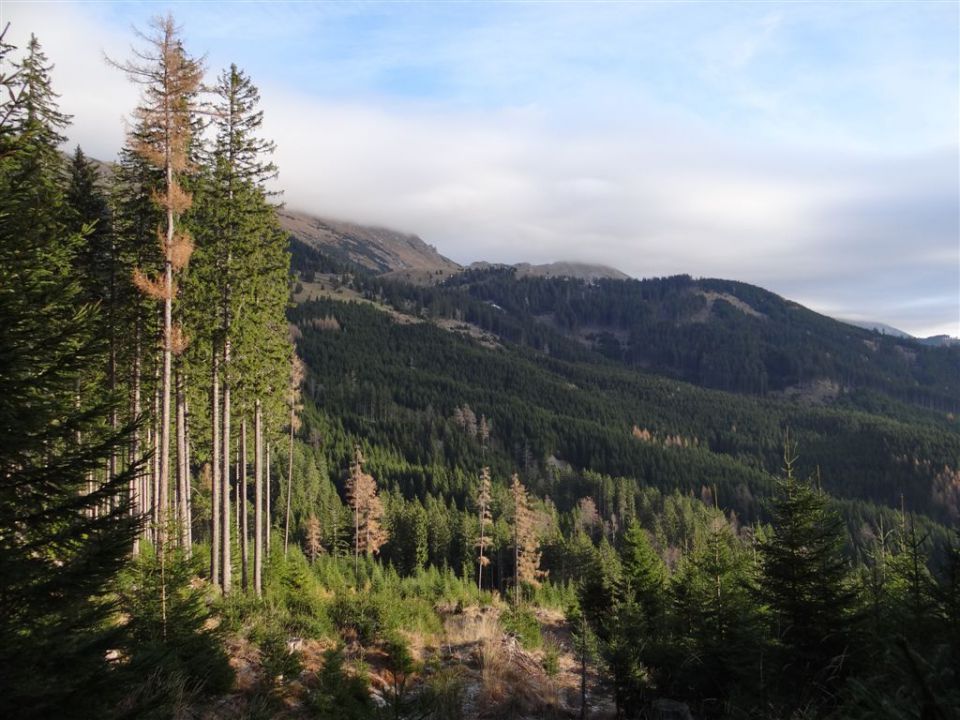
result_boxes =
[2,16,959,720]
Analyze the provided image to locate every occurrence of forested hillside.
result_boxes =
[2,15,958,720]
[362,266,960,411]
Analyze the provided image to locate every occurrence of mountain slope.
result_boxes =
[279,208,460,277]
[421,269,960,414]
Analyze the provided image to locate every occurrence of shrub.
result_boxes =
[501,606,542,650]
[329,592,384,644]
[307,646,373,720]
[114,548,233,715]
[257,624,303,684]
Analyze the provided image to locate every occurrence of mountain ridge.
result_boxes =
[282,208,953,340]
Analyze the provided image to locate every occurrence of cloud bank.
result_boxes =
[4,1,957,337]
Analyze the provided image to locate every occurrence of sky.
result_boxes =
[3,0,958,337]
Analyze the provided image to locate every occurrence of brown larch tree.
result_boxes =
[305,514,322,564]
[511,473,543,605]
[345,446,387,572]
[110,14,203,559]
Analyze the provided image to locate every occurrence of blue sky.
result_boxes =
[4,1,959,335]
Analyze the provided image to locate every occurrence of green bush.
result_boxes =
[258,624,303,683]
[307,646,373,720]
[501,606,542,650]
[328,592,384,644]
[419,665,466,720]
[114,548,233,715]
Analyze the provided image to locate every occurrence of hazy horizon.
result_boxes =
[4,0,958,336]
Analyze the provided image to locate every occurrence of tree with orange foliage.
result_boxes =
[111,15,203,557]
[346,446,388,572]
[511,473,544,605]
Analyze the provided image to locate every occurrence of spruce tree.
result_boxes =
[0,31,139,718]
[110,142,162,556]
[756,448,857,713]
[189,63,288,590]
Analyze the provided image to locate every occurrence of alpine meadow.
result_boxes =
[1,5,959,720]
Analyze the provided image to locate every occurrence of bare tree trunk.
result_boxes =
[152,363,161,544]
[131,320,142,556]
[265,441,271,556]
[211,348,221,586]
[176,368,188,551]
[254,400,263,597]
[159,254,172,553]
[284,405,294,556]
[145,426,153,540]
[241,417,248,592]
[221,339,232,593]
[184,395,193,554]
[514,524,520,607]
[579,614,588,720]
[235,446,241,543]
[108,237,118,515]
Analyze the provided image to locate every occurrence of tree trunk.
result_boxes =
[152,363,161,544]
[254,400,263,597]
[265,441,271,556]
[514,524,520,607]
[211,348,220,586]
[579,616,588,720]
[235,445,241,540]
[176,368,188,551]
[284,405,294,556]
[241,417,248,592]
[184,395,193,554]
[159,254,172,551]
[131,320,142,556]
[221,339,232,593]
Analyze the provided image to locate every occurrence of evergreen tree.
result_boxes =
[66,146,113,308]
[756,448,857,713]
[0,31,140,718]
[109,142,162,556]
[620,520,666,630]
[670,517,760,715]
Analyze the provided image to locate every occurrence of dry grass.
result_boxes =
[477,635,564,718]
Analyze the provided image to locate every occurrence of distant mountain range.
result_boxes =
[280,209,632,284]
[282,208,956,347]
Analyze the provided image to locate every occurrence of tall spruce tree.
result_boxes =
[190,63,287,592]
[756,447,857,713]
[110,142,162,555]
[0,30,139,718]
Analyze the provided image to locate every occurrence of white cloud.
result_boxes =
[3,1,957,338]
